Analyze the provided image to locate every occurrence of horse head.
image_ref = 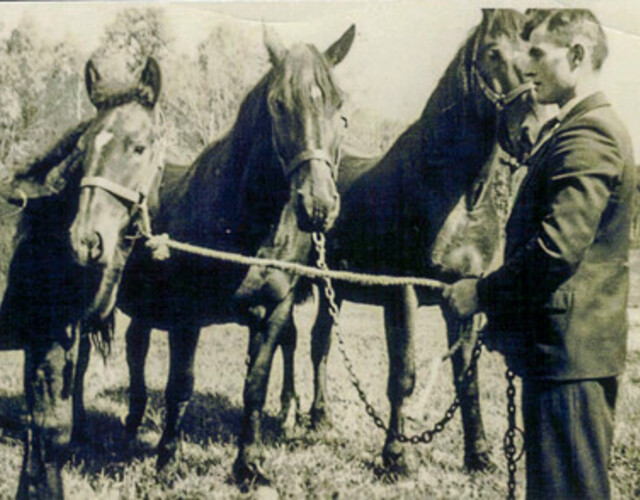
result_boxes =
[69,57,164,318]
[263,24,354,232]
[472,8,544,160]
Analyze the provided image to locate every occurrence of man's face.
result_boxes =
[524,22,577,106]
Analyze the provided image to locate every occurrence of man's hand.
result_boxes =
[443,279,480,318]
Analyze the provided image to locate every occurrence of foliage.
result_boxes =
[0,19,83,172]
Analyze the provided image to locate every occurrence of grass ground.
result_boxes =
[0,254,639,499]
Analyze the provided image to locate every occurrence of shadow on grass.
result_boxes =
[1,383,326,481]
[0,390,25,442]
[59,385,285,480]
[99,386,282,447]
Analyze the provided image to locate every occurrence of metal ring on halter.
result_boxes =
[281,148,339,180]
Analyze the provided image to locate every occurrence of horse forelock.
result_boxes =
[88,80,157,112]
[271,44,343,113]
[484,9,525,41]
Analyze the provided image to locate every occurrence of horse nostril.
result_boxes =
[81,231,103,262]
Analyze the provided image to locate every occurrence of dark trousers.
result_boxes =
[522,377,618,500]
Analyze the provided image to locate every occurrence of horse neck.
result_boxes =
[168,76,289,253]
[416,30,497,170]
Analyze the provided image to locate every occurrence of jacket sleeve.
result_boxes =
[477,118,623,309]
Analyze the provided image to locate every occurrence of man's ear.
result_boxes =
[569,43,585,69]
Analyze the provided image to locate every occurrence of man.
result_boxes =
[444,9,635,500]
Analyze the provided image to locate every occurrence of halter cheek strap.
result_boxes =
[471,63,534,111]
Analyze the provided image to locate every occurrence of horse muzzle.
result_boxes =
[71,228,104,266]
[295,179,340,232]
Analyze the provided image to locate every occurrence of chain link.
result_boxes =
[504,368,524,500]
[312,232,483,445]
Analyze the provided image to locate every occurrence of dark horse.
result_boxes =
[117,25,354,475]
[298,9,544,475]
[0,57,163,499]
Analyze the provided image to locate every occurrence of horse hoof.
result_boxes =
[280,401,300,437]
[309,408,332,432]
[464,451,497,473]
[233,455,271,490]
[156,437,178,471]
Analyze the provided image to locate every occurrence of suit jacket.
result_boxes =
[477,92,635,380]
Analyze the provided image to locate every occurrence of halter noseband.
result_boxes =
[80,161,163,237]
[471,63,533,111]
[80,176,144,206]
[281,148,340,180]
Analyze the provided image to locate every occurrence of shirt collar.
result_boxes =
[557,92,600,122]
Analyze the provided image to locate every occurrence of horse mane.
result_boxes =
[155,71,287,247]
[409,10,525,170]
[12,120,92,182]
[12,121,93,245]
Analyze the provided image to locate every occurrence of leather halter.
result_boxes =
[272,119,342,181]
[472,64,533,111]
[469,26,533,112]
[280,148,340,180]
[80,176,144,206]
[79,163,163,236]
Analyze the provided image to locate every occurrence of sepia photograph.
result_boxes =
[0,1,639,498]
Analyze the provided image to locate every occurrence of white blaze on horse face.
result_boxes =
[94,129,114,156]
[71,104,158,267]
[267,41,344,232]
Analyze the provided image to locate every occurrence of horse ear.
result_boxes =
[324,24,355,67]
[85,60,101,108]
[263,24,287,66]
[481,8,495,24]
[138,57,162,108]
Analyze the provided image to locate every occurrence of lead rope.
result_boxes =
[312,231,483,444]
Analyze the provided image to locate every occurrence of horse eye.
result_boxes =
[341,116,349,128]
[489,49,502,62]
[133,145,146,155]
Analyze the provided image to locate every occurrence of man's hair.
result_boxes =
[522,9,608,70]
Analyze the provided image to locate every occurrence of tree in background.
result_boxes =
[0,19,80,173]
[163,23,268,162]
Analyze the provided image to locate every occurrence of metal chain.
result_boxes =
[504,369,525,500]
[312,232,483,444]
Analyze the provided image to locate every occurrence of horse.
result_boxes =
[0,57,164,498]
[116,25,354,475]
[291,8,545,476]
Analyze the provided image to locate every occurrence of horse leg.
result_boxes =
[382,286,417,477]
[156,324,201,471]
[278,308,300,436]
[17,339,71,500]
[234,293,295,486]
[71,332,90,443]
[309,290,338,430]
[124,318,152,440]
[442,306,495,472]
